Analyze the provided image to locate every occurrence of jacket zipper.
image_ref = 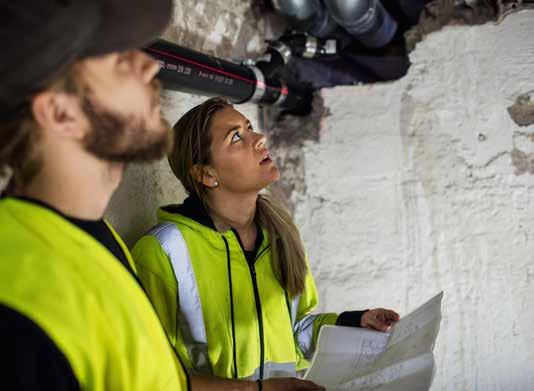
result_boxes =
[248,261,265,380]
[231,229,267,380]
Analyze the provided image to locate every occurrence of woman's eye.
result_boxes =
[231,132,242,143]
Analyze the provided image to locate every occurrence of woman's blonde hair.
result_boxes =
[168,97,307,297]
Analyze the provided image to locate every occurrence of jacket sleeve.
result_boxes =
[292,262,338,367]
[292,259,368,368]
[131,235,193,371]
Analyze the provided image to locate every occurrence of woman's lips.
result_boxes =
[259,154,272,165]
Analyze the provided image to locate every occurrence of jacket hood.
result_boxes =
[157,195,268,253]
[159,194,216,230]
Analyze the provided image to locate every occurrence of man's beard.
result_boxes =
[80,84,172,163]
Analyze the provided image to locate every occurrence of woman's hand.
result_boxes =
[361,308,400,332]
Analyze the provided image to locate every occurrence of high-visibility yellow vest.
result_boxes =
[0,198,189,390]
[132,204,338,380]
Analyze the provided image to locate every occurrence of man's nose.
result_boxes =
[132,50,160,84]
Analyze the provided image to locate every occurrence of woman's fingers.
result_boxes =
[362,308,400,332]
[380,309,400,322]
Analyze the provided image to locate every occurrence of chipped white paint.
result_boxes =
[246,35,262,54]
[295,10,534,391]
[163,0,266,58]
[204,17,229,51]
[194,3,205,15]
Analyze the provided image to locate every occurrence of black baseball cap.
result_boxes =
[0,0,173,118]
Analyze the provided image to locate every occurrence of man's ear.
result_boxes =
[31,91,88,140]
[190,164,218,188]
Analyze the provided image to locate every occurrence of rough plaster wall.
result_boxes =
[161,0,283,60]
[295,10,534,390]
[106,1,267,245]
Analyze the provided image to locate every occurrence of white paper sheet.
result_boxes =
[304,292,443,391]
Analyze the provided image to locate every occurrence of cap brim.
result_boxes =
[81,0,173,57]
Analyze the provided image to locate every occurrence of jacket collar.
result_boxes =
[158,194,269,254]
[160,194,216,230]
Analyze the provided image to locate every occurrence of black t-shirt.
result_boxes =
[66,215,137,278]
[1,197,137,390]
[240,226,264,267]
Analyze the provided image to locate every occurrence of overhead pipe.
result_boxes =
[271,0,338,37]
[254,33,337,81]
[145,39,312,115]
[275,33,337,59]
[272,0,398,48]
[325,0,398,48]
[271,0,321,22]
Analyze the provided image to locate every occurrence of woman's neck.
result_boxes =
[206,191,260,250]
[208,191,257,232]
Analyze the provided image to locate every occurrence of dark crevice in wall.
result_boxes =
[260,93,329,213]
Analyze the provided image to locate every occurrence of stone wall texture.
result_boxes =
[106,3,534,390]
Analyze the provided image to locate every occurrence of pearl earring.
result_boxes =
[214,181,219,187]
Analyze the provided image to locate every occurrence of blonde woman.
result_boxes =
[132,97,399,388]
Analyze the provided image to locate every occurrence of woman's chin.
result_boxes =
[256,173,280,192]
[266,166,281,184]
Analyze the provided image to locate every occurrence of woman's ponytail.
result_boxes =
[256,192,307,298]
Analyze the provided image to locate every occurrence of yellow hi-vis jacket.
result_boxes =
[0,198,189,390]
[131,198,340,381]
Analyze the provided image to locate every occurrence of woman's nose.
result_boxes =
[254,133,267,150]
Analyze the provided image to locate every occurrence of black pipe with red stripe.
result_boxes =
[145,39,312,115]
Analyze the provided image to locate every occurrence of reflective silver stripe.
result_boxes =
[290,295,300,328]
[243,361,297,380]
[291,295,320,359]
[149,223,212,374]
[293,312,319,360]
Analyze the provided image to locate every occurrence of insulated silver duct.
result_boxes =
[273,0,398,48]
[271,0,321,21]
[325,0,398,48]
[272,0,338,37]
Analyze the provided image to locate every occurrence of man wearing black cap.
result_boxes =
[0,1,323,390]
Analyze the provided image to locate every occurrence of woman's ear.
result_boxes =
[191,164,219,188]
